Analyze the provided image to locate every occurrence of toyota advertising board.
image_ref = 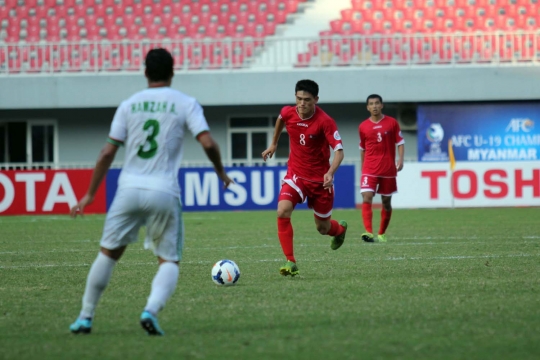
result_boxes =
[0,165,356,215]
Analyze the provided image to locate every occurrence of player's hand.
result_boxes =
[323,173,334,191]
[219,172,235,189]
[70,194,94,218]
[396,160,404,172]
[261,145,277,162]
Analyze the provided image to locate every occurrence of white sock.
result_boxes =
[144,262,179,315]
[79,252,117,319]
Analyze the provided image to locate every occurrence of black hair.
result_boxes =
[145,48,174,82]
[366,94,383,104]
[295,79,319,98]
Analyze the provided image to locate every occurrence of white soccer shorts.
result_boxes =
[100,187,184,262]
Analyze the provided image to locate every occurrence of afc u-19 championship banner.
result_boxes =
[0,165,356,215]
[418,102,540,163]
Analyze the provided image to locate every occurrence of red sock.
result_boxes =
[379,208,392,235]
[327,219,344,236]
[362,202,373,233]
[277,217,295,263]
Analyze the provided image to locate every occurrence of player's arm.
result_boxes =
[397,144,405,171]
[359,126,365,171]
[197,131,233,188]
[186,100,233,188]
[324,149,344,189]
[262,116,285,161]
[394,121,405,171]
[70,140,119,218]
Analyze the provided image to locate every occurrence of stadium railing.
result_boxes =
[1,31,538,74]
[0,158,418,170]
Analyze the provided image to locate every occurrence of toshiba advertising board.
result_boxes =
[393,162,540,208]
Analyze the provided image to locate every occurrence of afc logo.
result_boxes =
[505,118,534,133]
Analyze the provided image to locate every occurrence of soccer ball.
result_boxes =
[211,259,240,286]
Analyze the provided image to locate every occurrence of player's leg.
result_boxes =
[310,185,347,250]
[360,193,375,242]
[70,246,127,334]
[360,175,377,242]
[377,177,398,242]
[141,190,183,335]
[140,257,178,336]
[277,182,302,276]
[70,188,143,334]
[277,198,299,276]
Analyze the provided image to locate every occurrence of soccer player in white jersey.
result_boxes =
[69,48,233,336]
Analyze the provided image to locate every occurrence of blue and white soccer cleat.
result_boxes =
[70,318,92,334]
[140,311,165,336]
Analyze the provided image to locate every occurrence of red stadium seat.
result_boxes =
[4,0,536,71]
[296,52,311,67]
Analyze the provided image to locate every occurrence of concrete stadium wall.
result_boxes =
[0,103,418,164]
[1,66,540,109]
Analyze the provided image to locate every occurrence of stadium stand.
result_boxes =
[0,0,538,72]
[0,0,307,72]
[296,0,540,66]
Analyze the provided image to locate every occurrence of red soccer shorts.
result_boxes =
[360,174,398,196]
[278,175,334,219]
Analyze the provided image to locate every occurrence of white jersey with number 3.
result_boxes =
[109,87,209,198]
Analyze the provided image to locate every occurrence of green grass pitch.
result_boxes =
[1,208,540,359]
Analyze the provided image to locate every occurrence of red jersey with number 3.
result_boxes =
[359,115,405,177]
[280,105,343,182]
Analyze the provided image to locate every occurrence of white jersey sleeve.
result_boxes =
[186,99,210,138]
[109,101,129,142]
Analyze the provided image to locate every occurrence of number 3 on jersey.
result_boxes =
[138,119,160,159]
[377,132,382,142]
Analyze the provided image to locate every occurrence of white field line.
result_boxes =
[2,234,539,245]
[3,238,540,255]
[1,253,538,269]
[0,215,220,223]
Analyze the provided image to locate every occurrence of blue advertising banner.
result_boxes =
[417,103,540,163]
[106,165,356,211]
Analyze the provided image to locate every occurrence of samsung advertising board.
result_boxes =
[0,166,355,215]
[417,102,540,163]
[107,165,356,212]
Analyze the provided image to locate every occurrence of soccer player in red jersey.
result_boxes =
[358,94,405,243]
[261,79,348,276]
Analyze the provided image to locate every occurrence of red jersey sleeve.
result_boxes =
[279,106,293,121]
[394,121,405,145]
[358,123,366,150]
[323,117,344,151]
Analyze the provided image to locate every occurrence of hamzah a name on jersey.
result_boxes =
[130,101,178,114]
[468,148,537,160]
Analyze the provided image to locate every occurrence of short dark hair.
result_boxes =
[366,94,383,104]
[145,48,174,82]
[295,79,319,98]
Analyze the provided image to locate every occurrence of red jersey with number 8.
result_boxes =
[280,105,343,183]
[358,115,405,177]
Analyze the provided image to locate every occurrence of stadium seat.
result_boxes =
[1,0,305,72]
[296,52,311,67]
[2,0,538,71]
[296,0,540,67]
